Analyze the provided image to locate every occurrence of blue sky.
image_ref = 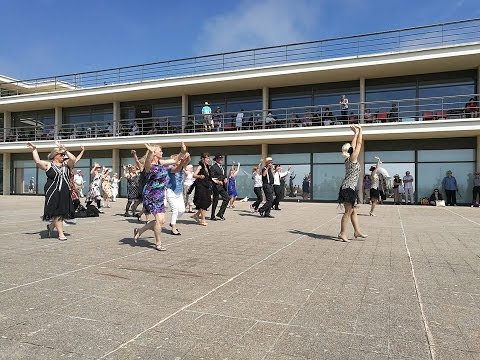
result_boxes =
[0,0,478,80]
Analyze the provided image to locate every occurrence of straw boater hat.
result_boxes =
[204,101,209,105]
[265,157,273,162]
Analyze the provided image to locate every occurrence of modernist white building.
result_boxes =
[1,19,480,203]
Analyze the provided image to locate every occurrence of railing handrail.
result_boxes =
[1,18,479,87]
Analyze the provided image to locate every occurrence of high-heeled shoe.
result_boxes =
[337,233,350,242]
[354,233,369,239]
[133,228,140,244]
[191,213,200,223]
[369,212,376,217]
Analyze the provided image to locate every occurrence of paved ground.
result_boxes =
[0,197,479,360]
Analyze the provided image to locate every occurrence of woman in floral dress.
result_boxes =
[101,168,113,208]
[133,143,187,251]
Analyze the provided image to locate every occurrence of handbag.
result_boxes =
[435,200,446,207]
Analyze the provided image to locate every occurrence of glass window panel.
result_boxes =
[91,158,113,168]
[313,152,344,164]
[418,149,475,162]
[226,155,262,164]
[312,164,344,200]
[364,163,415,203]
[365,151,415,163]
[230,167,257,199]
[284,165,311,199]
[13,166,37,194]
[37,169,46,195]
[270,153,310,164]
[270,95,312,110]
[417,162,474,201]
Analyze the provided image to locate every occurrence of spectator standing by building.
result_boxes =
[362,174,371,204]
[339,95,349,122]
[74,170,85,198]
[235,110,244,131]
[472,171,480,206]
[302,174,310,200]
[442,170,458,206]
[403,171,414,204]
[201,102,213,131]
[392,174,403,205]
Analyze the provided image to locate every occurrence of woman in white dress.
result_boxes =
[183,164,195,213]
[111,173,121,202]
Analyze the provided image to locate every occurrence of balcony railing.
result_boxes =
[1,19,479,97]
[1,94,478,143]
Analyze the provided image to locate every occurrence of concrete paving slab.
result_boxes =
[0,196,479,359]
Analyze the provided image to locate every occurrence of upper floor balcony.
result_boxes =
[1,18,480,99]
[1,93,479,150]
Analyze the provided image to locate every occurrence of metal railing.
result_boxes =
[1,19,479,97]
[2,94,478,143]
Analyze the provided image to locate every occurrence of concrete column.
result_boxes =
[181,94,188,133]
[54,107,62,139]
[477,136,480,172]
[359,77,365,124]
[113,101,120,136]
[3,153,11,195]
[4,111,11,141]
[261,143,268,162]
[262,87,269,129]
[112,148,119,176]
[357,142,365,203]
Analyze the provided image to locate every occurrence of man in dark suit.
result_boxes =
[258,157,275,218]
[210,154,229,220]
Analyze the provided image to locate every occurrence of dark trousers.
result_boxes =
[259,184,274,215]
[252,187,263,209]
[473,186,480,203]
[445,189,457,205]
[272,185,282,209]
[211,185,228,217]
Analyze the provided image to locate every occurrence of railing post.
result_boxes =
[118,68,121,84]
[222,54,225,70]
[141,65,144,81]
[285,46,288,62]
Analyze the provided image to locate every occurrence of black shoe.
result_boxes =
[210,216,217,221]
[264,214,274,218]
[258,210,264,217]
[216,215,226,221]
[124,212,129,217]
[274,207,281,210]
[170,230,181,236]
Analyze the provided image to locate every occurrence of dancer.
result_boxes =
[131,150,148,221]
[183,164,195,213]
[27,141,75,241]
[86,162,103,211]
[123,164,140,217]
[66,145,85,225]
[166,153,191,235]
[210,154,228,221]
[250,159,263,212]
[272,164,291,210]
[111,173,121,202]
[192,152,213,226]
[337,125,367,242]
[101,167,113,208]
[133,143,186,251]
[369,157,382,216]
[258,157,275,218]
[227,162,240,208]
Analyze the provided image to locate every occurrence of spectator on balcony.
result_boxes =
[202,101,213,131]
[323,107,334,126]
[302,112,313,127]
[235,109,244,131]
[348,112,358,124]
[212,106,222,131]
[339,95,349,122]
[146,126,158,135]
[364,108,373,123]
[265,112,275,128]
[388,103,399,122]
[129,121,140,136]
[465,97,479,118]
[106,123,113,136]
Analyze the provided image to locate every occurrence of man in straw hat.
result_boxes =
[258,157,275,218]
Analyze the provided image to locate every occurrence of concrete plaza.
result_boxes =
[0,196,479,359]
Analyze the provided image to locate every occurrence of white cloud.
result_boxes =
[194,0,322,55]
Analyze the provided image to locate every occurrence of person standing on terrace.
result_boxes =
[442,170,458,206]
[202,102,213,131]
[339,95,349,122]
[235,110,244,131]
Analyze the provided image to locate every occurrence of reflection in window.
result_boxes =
[312,164,344,201]
[417,149,475,162]
[365,151,415,163]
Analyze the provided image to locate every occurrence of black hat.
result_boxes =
[214,154,223,160]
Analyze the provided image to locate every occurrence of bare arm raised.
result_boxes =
[26,142,50,171]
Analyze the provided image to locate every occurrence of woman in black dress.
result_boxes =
[192,152,212,226]
[27,141,76,241]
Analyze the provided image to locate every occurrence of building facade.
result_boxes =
[1,19,480,204]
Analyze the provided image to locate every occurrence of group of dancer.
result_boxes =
[28,124,371,247]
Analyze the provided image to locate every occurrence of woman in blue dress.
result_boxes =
[134,143,187,251]
[227,162,240,208]
[27,141,76,241]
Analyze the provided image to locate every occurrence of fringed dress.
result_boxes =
[43,162,75,220]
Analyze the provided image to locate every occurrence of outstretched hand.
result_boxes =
[180,142,187,154]
[145,143,155,152]
[131,149,136,155]
[80,145,85,151]
[26,142,36,151]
